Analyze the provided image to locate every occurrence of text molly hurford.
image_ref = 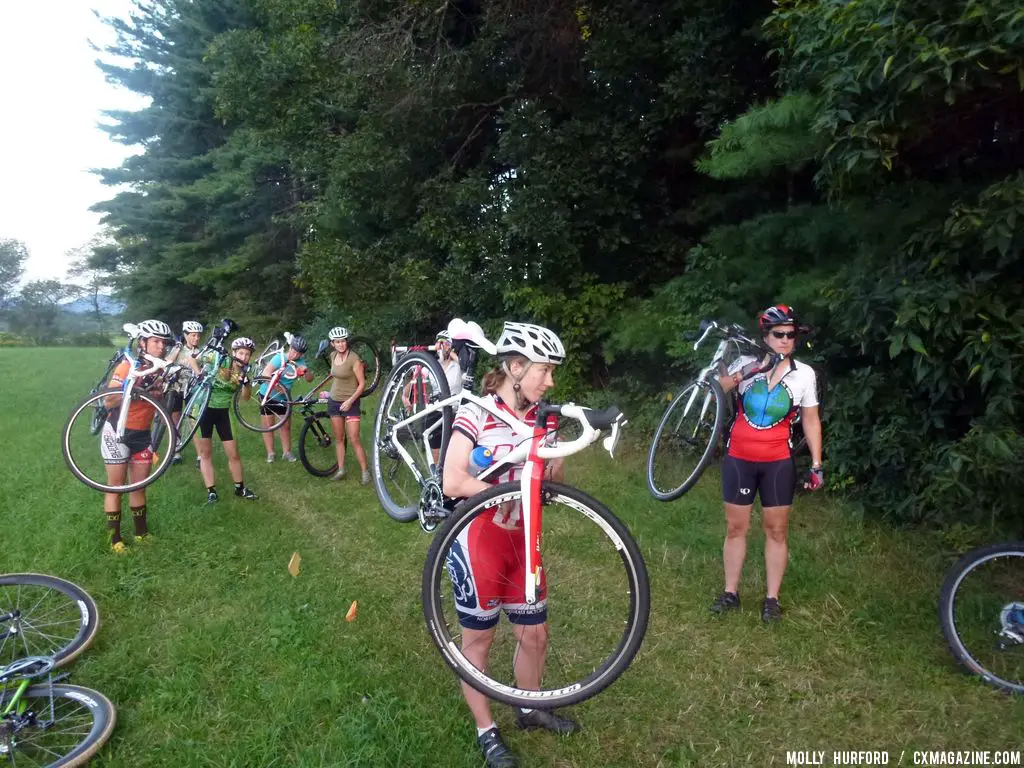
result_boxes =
[786,750,1022,766]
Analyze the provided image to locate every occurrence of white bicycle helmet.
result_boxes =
[231,337,256,350]
[182,321,204,333]
[495,322,565,364]
[137,319,174,341]
[328,326,349,340]
[436,330,452,344]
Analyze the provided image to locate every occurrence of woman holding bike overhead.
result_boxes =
[102,319,173,554]
[442,322,572,768]
[195,337,259,504]
[709,304,823,622]
[326,326,370,484]
[258,334,314,463]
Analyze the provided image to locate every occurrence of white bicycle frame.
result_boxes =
[382,318,625,606]
[679,321,760,432]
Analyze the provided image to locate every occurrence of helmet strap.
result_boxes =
[503,359,534,411]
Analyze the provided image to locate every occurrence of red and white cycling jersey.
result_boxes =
[452,394,557,524]
[449,393,557,628]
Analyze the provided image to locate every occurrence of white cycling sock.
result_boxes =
[477,723,497,737]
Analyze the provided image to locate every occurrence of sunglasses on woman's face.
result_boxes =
[771,330,797,339]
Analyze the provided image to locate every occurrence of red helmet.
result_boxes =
[758,304,799,333]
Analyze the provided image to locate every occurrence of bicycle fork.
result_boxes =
[520,421,549,606]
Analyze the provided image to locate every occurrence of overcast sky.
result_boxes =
[0,1,147,284]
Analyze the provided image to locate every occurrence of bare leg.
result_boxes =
[222,439,244,483]
[196,437,215,487]
[762,505,792,599]
[511,622,548,690]
[723,502,753,594]
[345,418,367,473]
[330,415,346,471]
[459,627,497,729]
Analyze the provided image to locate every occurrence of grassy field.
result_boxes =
[2,347,1023,767]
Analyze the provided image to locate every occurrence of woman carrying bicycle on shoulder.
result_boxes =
[441,322,573,768]
[414,329,463,463]
[709,304,823,622]
[102,319,174,554]
[163,320,204,464]
[258,334,314,463]
[195,336,259,504]
[326,326,370,484]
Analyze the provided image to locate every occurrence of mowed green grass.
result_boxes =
[2,346,1023,767]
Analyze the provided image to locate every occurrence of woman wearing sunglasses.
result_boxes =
[709,304,823,622]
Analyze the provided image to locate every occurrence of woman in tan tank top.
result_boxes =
[325,326,369,483]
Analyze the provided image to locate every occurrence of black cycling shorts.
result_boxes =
[327,398,361,420]
[425,411,444,449]
[165,391,184,414]
[260,401,289,417]
[721,455,796,508]
[198,406,234,441]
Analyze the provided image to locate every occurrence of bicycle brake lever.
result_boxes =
[602,416,627,459]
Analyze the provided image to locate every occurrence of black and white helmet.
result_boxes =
[231,337,256,351]
[138,319,174,341]
[182,320,203,334]
[495,322,565,365]
[288,334,308,353]
[328,326,349,340]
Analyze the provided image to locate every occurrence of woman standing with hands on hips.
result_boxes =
[709,304,823,622]
[326,326,370,484]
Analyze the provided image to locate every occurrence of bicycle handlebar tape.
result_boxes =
[582,406,622,431]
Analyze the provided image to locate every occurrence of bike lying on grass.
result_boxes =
[646,319,827,502]
[374,319,650,708]
[1,574,115,767]
[940,542,1024,694]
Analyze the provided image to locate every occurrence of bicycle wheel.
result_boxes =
[1,684,116,767]
[349,336,382,398]
[423,481,650,708]
[176,379,210,451]
[940,542,1024,694]
[62,389,177,494]
[298,413,338,477]
[0,574,99,669]
[233,377,291,432]
[646,378,726,502]
[372,351,452,523]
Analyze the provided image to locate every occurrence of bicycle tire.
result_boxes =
[176,379,211,451]
[62,389,177,494]
[422,481,650,708]
[349,336,382,398]
[940,542,1024,694]
[1,684,117,767]
[233,377,291,433]
[0,574,99,669]
[646,378,726,502]
[298,413,338,477]
[87,356,122,436]
[372,351,452,523]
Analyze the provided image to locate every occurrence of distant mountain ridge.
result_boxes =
[60,295,126,315]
